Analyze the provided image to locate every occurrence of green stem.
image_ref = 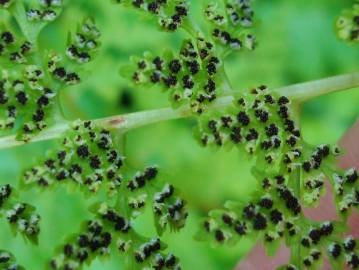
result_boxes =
[276,72,359,102]
[221,65,234,92]
[290,104,303,270]
[0,72,358,150]
[291,167,303,269]
[182,12,203,38]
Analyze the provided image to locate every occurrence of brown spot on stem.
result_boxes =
[108,117,125,126]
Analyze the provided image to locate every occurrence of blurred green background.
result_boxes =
[0,0,358,269]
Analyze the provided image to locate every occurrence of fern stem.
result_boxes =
[276,72,359,102]
[221,65,234,92]
[291,166,303,269]
[0,72,358,150]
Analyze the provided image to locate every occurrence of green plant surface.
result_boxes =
[0,0,358,270]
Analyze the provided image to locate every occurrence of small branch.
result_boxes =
[0,121,69,149]
[220,65,234,93]
[291,166,303,270]
[0,72,358,150]
[276,72,359,102]
[97,106,192,131]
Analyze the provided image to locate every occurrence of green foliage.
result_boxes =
[22,121,188,269]
[49,203,182,270]
[22,121,124,194]
[0,58,56,141]
[1,1,188,269]
[194,87,358,269]
[203,0,256,55]
[121,36,224,113]
[336,0,359,43]
[65,18,101,65]
[0,3,99,141]
[117,0,359,267]
[0,17,56,140]
[0,1,14,9]
[25,0,63,23]
[120,0,258,113]
[0,1,358,270]
[0,184,40,243]
[0,250,24,270]
[112,0,189,32]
